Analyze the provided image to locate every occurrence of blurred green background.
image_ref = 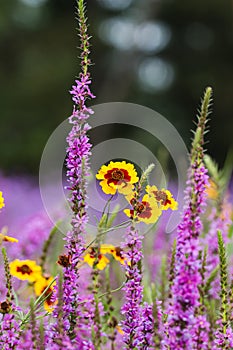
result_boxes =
[0,0,232,175]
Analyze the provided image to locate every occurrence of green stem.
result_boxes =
[217,230,229,346]
[39,222,61,272]
[2,247,14,302]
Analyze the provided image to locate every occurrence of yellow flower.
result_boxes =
[146,185,178,211]
[34,276,56,313]
[83,247,110,270]
[100,244,126,265]
[83,244,127,269]
[205,179,218,200]
[9,259,42,282]
[0,192,5,210]
[124,194,162,224]
[96,161,139,195]
[0,234,18,243]
[116,325,124,335]
[0,227,18,243]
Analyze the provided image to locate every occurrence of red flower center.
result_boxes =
[17,265,32,275]
[114,247,124,259]
[104,168,131,186]
[153,190,171,206]
[112,170,124,180]
[135,202,145,214]
[89,248,103,261]
[130,201,152,219]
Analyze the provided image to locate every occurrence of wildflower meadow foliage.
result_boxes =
[0,1,233,349]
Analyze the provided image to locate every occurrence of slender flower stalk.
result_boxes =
[120,165,155,349]
[164,87,212,349]
[61,0,95,342]
[39,223,59,273]
[104,266,118,350]
[2,248,14,302]
[213,231,233,349]
[30,298,38,350]
[121,224,144,349]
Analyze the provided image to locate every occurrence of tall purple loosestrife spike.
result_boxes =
[163,87,212,349]
[121,224,144,349]
[121,165,155,349]
[62,0,95,340]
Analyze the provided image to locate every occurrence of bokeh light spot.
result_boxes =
[18,0,47,7]
[99,17,135,50]
[134,21,171,53]
[138,58,175,92]
[98,0,133,11]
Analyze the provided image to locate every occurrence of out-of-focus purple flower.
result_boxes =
[202,200,232,299]
[0,173,45,231]
[121,226,144,348]
[0,314,20,349]
[164,164,210,349]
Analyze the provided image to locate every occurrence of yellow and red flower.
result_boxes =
[146,185,178,211]
[9,259,42,282]
[124,194,162,224]
[96,161,139,195]
[84,247,110,270]
[0,227,18,244]
[34,276,56,313]
[83,244,127,270]
[0,191,5,210]
[0,234,18,243]
[99,244,126,265]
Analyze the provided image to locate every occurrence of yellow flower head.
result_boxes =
[0,234,18,243]
[0,192,5,210]
[9,259,42,282]
[84,247,110,270]
[34,276,56,313]
[83,244,127,270]
[205,179,218,200]
[100,244,126,265]
[146,185,178,211]
[124,194,162,224]
[0,227,18,244]
[96,161,139,195]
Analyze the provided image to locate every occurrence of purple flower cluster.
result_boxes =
[164,164,210,349]
[121,226,144,348]
[140,302,155,349]
[60,2,96,341]
[70,75,95,112]
[202,201,232,299]
[213,323,233,349]
[0,314,20,349]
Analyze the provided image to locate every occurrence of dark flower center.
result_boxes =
[105,168,131,186]
[57,254,72,267]
[112,169,124,180]
[17,264,32,275]
[129,201,152,219]
[135,202,145,214]
[114,247,124,259]
[0,300,11,314]
[89,247,102,261]
[154,190,171,206]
